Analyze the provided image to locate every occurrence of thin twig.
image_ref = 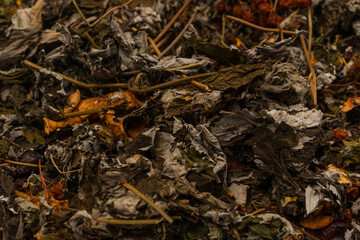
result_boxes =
[147,36,163,57]
[89,0,134,27]
[49,154,81,174]
[289,221,321,240]
[94,217,163,225]
[226,15,296,35]
[155,32,172,49]
[62,108,105,118]
[24,60,214,92]
[117,18,137,32]
[0,159,46,168]
[71,0,90,26]
[280,8,300,29]
[149,33,172,54]
[122,63,202,76]
[39,159,49,202]
[233,228,241,240]
[307,6,313,55]
[323,113,336,118]
[2,136,21,148]
[167,63,202,71]
[221,14,229,48]
[190,79,212,91]
[120,180,173,224]
[128,72,216,93]
[249,208,266,215]
[331,79,358,87]
[154,0,192,43]
[299,34,317,105]
[121,70,141,76]
[161,222,166,240]
[84,32,99,49]
[0,163,8,167]
[158,11,198,58]
[148,35,211,91]
[22,60,127,89]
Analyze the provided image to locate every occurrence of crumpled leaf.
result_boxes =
[182,35,244,64]
[266,104,323,130]
[160,89,222,117]
[261,63,310,104]
[22,126,45,145]
[301,201,335,230]
[201,63,265,91]
[0,0,45,68]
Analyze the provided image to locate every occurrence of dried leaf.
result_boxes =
[22,126,45,145]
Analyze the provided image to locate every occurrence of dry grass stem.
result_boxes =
[154,0,193,43]
[300,34,317,105]
[158,11,198,58]
[23,60,127,89]
[120,181,174,224]
[94,217,163,225]
[290,221,321,240]
[84,32,99,49]
[49,154,81,174]
[62,108,105,118]
[0,159,46,168]
[128,72,216,93]
[307,6,313,54]
[2,136,21,148]
[226,15,296,35]
[147,36,163,58]
[233,228,241,240]
[71,0,90,26]
[250,208,266,215]
[161,222,166,240]
[89,0,133,27]
[221,14,229,48]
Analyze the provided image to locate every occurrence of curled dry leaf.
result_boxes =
[300,201,335,230]
[43,90,139,137]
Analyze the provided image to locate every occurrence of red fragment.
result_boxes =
[278,0,311,10]
[346,187,359,201]
[331,128,350,142]
[348,60,360,82]
[216,1,225,13]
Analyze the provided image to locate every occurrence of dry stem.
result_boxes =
[307,6,313,55]
[2,136,21,148]
[49,154,81,174]
[154,0,192,43]
[23,60,127,89]
[0,158,46,168]
[128,72,216,93]
[300,34,317,105]
[158,11,197,58]
[62,108,105,118]
[120,180,173,224]
[226,15,296,35]
[94,217,163,225]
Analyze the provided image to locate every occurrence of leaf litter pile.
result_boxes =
[1,0,360,239]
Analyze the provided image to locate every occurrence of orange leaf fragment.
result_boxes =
[300,201,335,229]
[327,164,356,184]
[64,89,81,113]
[341,97,360,112]
[15,190,41,209]
[43,90,139,136]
